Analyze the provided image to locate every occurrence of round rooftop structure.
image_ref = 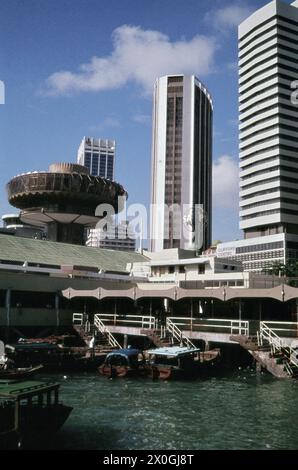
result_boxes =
[6,162,127,245]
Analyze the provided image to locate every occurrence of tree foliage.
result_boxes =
[263,261,298,284]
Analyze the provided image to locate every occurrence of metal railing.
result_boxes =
[258,321,298,338]
[167,317,249,336]
[94,315,121,349]
[72,313,83,326]
[72,313,91,333]
[94,314,156,330]
[259,322,298,375]
[166,318,196,349]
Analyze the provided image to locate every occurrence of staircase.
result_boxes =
[166,318,197,349]
[94,315,121,349]
[141,327,177,347]
[231,323,298,379]
[142,319,197,349]
[72,321,94,345]
[72,313,121,350]
[259,323,298,378]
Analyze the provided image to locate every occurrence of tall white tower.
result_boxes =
[77,137,115,180]
[150,75,213,253]
[239,0,298,239]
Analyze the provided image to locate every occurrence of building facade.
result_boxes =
[86,220,136,252]
[2,214,45,239]
[130,248,283,289]
[77,137,115,179]
[150,75,213,253]
[239,0,298,238]
[216,233,298,272]
[217,0,298,273]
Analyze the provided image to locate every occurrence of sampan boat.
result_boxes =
[146,346,221,380]
[99,348,150,378]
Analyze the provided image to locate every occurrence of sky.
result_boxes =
[0,0,292,245]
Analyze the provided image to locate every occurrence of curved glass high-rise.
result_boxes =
[150,75,213,253]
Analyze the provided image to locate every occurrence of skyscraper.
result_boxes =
[215,0,298,272]
[77,137,115,179]
[239,0,298,239]
[150,75,213,253]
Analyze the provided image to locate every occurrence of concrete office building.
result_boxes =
[218,1,298,272]
[239,0,298,238]
[216,233,298,272]
[150,75,213,253]
[77,137,115,179]
[86,220,136,252]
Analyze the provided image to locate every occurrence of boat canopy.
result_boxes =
[146,346,201,357]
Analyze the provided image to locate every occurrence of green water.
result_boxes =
[40,370,298,450]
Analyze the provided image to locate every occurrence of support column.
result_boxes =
[123,334,128,349]
[5,289,11,342]
[113,300,117,326]
[55,292,60,328]
[295,299,298,324]
[238,300,243,335]
[238,300,242,321]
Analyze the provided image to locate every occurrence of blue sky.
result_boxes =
[0,0,287,245]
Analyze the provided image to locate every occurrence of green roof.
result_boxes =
[0,380,58,398]
[0,234,147,273]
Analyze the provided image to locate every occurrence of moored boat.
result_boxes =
[0,379,73,449]
[146,346,221,380]
[6,342,106,372]
[0,364,44,380]
[99,348,150,378]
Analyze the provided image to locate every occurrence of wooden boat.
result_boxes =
[99,348,150,378]
[0,364,43,380]
[146,346,221,380]
[6,342,106,372]
[0,380,72,449]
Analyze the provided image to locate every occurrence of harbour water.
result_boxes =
[38,370,298,450]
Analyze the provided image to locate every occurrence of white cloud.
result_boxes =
[90,116,120,132]
[213,155,239,209]
[227,61,238,71]
[133,114,151,125]
[205,3,253,32]
[43,25,217,96]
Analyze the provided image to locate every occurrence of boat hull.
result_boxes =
[0,403,72,450]
[150,349,221,380]
[99,365,150,378]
